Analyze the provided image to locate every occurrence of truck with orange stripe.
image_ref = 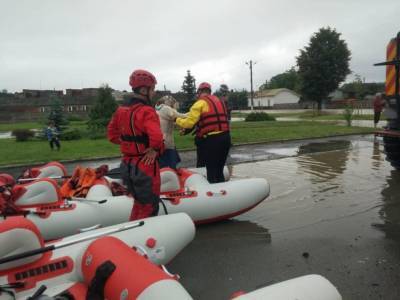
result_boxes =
[375,31,400,169]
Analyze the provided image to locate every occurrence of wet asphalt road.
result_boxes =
[169,135,400,300]
[1,135,400,299]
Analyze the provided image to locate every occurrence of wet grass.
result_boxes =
[0,121,88,131]
[273,112,379,121]
[0,121,374,167]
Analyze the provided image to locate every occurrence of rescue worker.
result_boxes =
[373,92,385,128]
[107,69,164,220]
[176,82,231,183]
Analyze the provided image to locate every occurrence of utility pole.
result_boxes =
[246,60,256,111]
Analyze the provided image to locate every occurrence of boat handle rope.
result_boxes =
[158,198,169,215]
[0,282,25,300]
[134,245,180,280]
[68,197,107,204]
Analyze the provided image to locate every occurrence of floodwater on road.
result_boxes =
[1,135,399,299]
[169,136,400,300]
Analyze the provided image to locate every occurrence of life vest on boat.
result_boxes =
[196,94,229,138]
[60,165,109,198]
[0,174,26,216]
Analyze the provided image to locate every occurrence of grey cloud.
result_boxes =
[0,0,399,92]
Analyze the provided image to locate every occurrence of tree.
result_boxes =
[181,70,196,111]
[261,67,301,93]
[48,96,68,127]
[296,27,351,110]
[341,76,384,99]
[88,84,118,131]
[214,84,230,97]
[228,90,248,110]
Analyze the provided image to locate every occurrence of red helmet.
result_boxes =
[129,69,157,89]
[198,82,212,92]
[0,173,15,187]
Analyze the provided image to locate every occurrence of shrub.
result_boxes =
[11,129,35,142]
[245,112,276,122]
[67,114,86,122]
[60,128,82,140]
[88,129,106,140]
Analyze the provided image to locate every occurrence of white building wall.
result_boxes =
[273,91,299,104]
[249,90,299,108]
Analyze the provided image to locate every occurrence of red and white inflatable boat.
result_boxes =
[1,165,269,240]
[231,274,342,300]
[0,213,195,299]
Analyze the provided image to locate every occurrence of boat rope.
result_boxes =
[0,282,25,300]
[159,197,169,215]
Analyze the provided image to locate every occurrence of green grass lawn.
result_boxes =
[0,121,88,132]
[272,112,378,121]
[231,111,378,121]
[0,121,374,167]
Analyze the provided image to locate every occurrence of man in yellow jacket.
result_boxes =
[176,82,231,183]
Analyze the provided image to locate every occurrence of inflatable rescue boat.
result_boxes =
[17,161,231,183]
[231,274,342,300]
[2,168,269,241]
[0,213,195,299]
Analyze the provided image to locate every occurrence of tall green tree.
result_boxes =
[261,67,301,93]
[48,96,68,127]
[340,76,384,99]
[228,90,248,110]
[181,70,196,111]
[88,84,118,131]
[214,84,230,97]
[297,27,351,110]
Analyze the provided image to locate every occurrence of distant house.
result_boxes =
[0,88,101,123]
[250,88,300,109]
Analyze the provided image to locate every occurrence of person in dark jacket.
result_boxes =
[107,69,164,220]
[45,121,61,151]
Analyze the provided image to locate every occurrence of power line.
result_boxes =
[246,60,256,111]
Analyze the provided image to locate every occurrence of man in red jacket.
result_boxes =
[107,69,164,220]
[373,92,385,128]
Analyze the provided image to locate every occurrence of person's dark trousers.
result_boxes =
[159,148,181,169]
[195,136,206,168]
[199,131,231,183]
[49,138,60,150]
[374,111,381,125]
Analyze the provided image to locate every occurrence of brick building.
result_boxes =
[0,89,100,123]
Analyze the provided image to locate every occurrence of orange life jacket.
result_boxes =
[60,165,109,198]
[196,94,230,138]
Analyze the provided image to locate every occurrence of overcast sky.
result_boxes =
[1,0,399,93]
